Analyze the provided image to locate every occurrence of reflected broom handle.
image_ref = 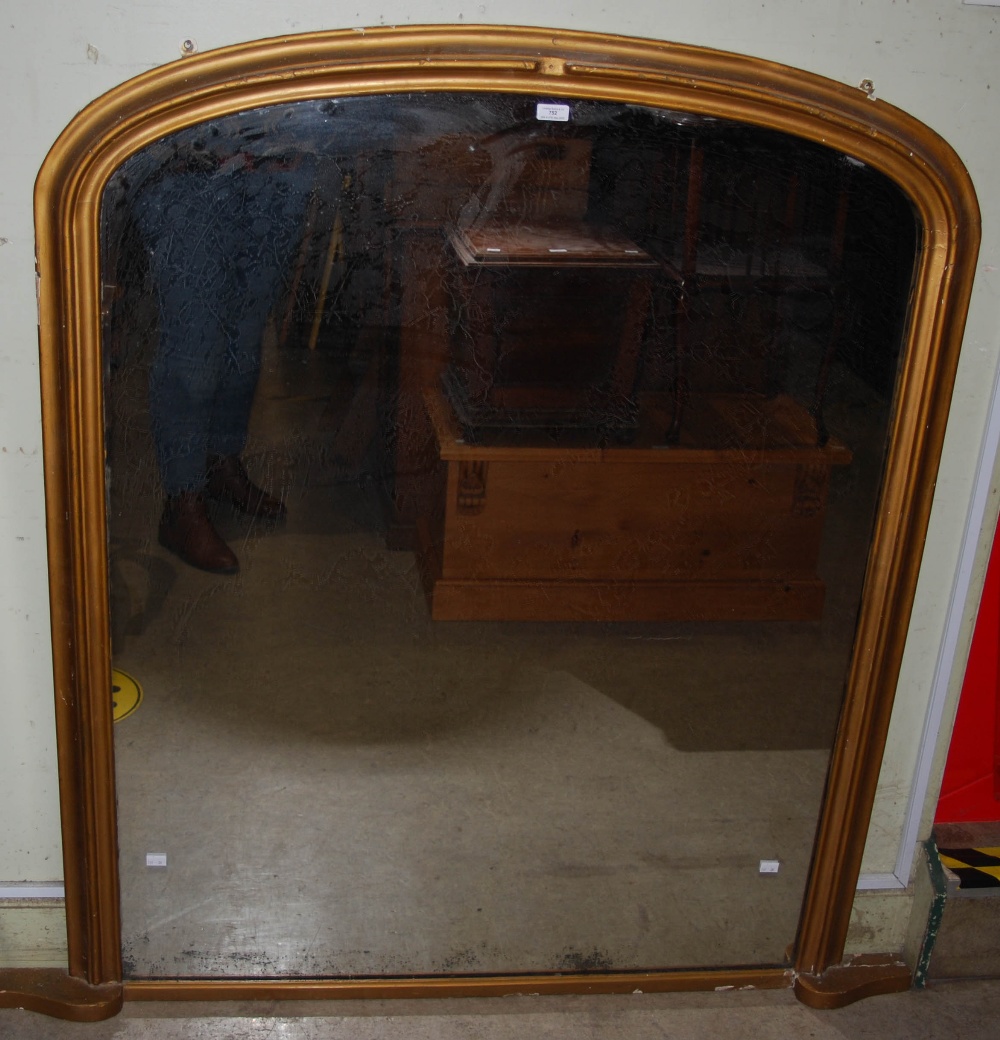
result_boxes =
[308,174,350,351]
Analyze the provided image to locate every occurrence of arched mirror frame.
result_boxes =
[26,24,979,1021]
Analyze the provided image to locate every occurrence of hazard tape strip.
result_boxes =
[937,846,1000,890]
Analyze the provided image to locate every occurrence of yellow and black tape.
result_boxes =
[937,846,1000,891]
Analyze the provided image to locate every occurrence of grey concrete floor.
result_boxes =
[111,467,840,975]
[4,982,1000,1039]
[104,328,887,979]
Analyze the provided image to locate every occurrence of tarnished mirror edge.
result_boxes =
[23,24,979,1018]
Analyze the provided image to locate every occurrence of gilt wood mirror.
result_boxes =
[33,25,979,1017]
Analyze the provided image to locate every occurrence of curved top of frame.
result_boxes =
[38,25,977,231]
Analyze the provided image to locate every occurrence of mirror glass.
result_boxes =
[101,92,917,978]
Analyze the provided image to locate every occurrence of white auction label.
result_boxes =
[146,853,168,868]
[536,103,570,122]
[759,859,781,874]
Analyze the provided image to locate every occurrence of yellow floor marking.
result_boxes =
[112,668,142,722]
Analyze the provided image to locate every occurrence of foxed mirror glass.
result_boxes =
[100,92,916,978]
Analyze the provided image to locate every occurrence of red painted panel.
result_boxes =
[936,515,1000,824]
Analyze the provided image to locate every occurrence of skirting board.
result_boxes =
[0,903,67,969]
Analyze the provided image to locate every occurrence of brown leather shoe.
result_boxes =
[206,454,287,521]
[158,492,239,574]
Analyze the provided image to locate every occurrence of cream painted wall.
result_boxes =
[2,0,999,963]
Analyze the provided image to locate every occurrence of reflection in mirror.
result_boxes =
[101,93,917,978]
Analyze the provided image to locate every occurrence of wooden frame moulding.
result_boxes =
[14,24,979,1020]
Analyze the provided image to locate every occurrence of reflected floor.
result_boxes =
[108,336,877,979]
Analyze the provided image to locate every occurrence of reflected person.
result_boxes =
[131,127,313,574]
[123,96,511,573]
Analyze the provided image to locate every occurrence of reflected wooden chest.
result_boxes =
[416,386,852,622]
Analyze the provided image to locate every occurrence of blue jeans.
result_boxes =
[133,160,312,495]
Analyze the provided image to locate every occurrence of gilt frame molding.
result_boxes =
[25,24,979,1019]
